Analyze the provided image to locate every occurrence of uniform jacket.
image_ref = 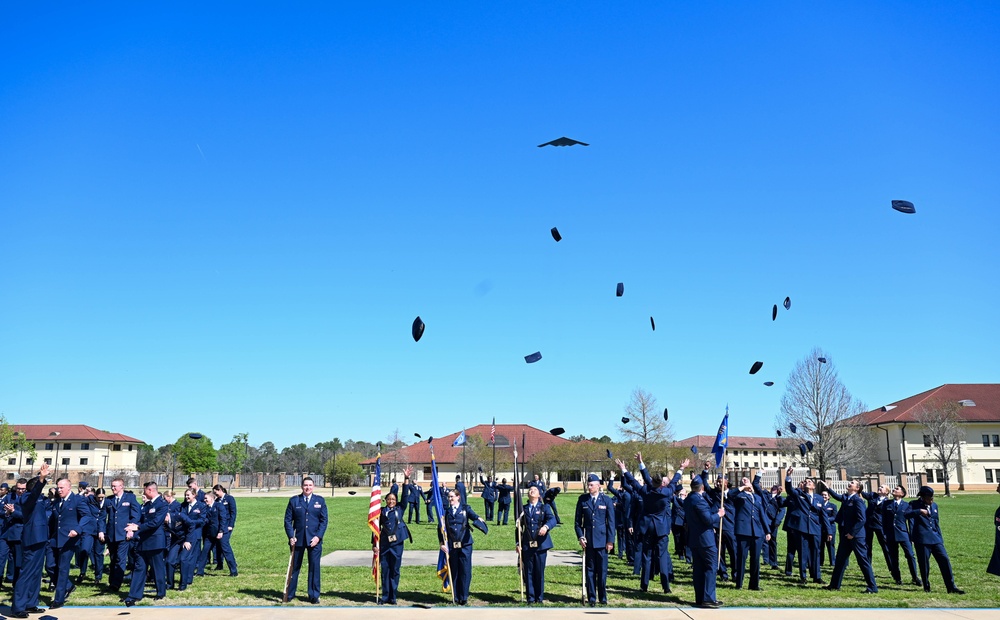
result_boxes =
[623,467,682,537]
[202,501,227,538]
[606,478,632,529]
[860,491,886,532]
[284,493,329,548]
[49,492,96,548]
[165,499,185,543]
[882,498,913,543]
[574,492,615,548]
[516,501,556,552]
[684,491,720,550]
[455,481,468,506]
[217,493,237,530]
[175,500,208,544]
[478,477,497,503]
[496,483,514,506]
[907,499,944,545]
[18,476,50,547]
[99,491,141,542]
[827,490,866,539]
[727,487,771,538]
[440,503,482,549]
[375,504,410,551]
[784,478,829,537]
[821,500,838,534]
[135,495,169,551]
[3,492,24,542]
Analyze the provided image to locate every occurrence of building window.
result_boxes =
[753,451,758,456]
[923,435,932,447]
[45,443,54,451]
[422,467,431,478]
[62,443,71,450]
[5,474,13,480]
[993,435,1000,447]
[988,469,995,484]
[79,458,89,466]
[936,469,945,482]
[81,443,90,451]
[61,458,70,466]
[128,444,133,451]
[26,458,34,465]
[754,462,759,467]
[985,435,991,447]
[112,444,122,451]
[44,458,52,465]
[7,458,14,465]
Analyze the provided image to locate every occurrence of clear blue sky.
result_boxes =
[3,3,998,451]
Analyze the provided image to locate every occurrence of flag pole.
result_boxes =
[717,446,726,562]
[512,436,525,602]
[431,443,457,605]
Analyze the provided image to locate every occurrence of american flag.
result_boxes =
[490,417,495,446]
[368,448,382,579]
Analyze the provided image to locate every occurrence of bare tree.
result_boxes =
[777,348,878,475]
[617,387,673,444]
[913,399,965,497]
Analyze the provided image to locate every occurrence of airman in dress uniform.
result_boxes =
[515,485,556,604]
[283,477,329,604]
[575,473,615,606]
[439,489,488,605]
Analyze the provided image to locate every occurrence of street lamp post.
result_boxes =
[102,454,109,487]
[50,432,61,478]
[331,449,337,498]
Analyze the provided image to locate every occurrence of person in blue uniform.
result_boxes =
[197,492,226,577]
[988,481,1000,578]
[495,479,513,525]
[48,477,95,608]
[529,475,546,495]
[707,472,736,582]
[389,479,399,499]
[782,480,801,576]
[762,484,784,570]
[163,490,185,591]
[185,478,207,503]
[784,467,830,584]
[375,482,411,605]
[860,484,893,574]
[574,473,615,606]
[820,490,838,566]
[515,485,557,604]
[421,484,437,523]
[882,485,921,585]
[629,478,644,572]
[173,488,206,590]
[455,476,468,506]
[74,487,101,584]
[439,489,488,605]
[822,479,878,593]
[10,463,51,619]
[685,475,724,609]
[908,486,963,594]
[0,483,10,584]
[123,482,169,607]
[283,476,328,604]
[618,453,688,593]
[729,474,772,590]
[403,477,421,524]
[542,486,561,525]
[212,485,238,576]
[479,474,497,522]
[98,477,140,593]
[2,480,25,588]
[606,475,631,560]
[671,488,690,564]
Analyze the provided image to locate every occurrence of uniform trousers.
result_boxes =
[380,545,403,603]
[914,542,957,591]
[522,547,547,602]
[828,533,877,591]
[287,543,323,601]
[583,546,608,604]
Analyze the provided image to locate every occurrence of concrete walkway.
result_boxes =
[322,550,584,567]
[9,605,998,620]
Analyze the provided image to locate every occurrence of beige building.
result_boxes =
[844,384,1000,491]
[5,424,144,484]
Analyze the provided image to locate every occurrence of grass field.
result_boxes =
[40,492,1000,607]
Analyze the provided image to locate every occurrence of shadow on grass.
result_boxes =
[237,587,285,603]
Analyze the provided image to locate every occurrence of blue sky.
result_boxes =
[2,3,999,451]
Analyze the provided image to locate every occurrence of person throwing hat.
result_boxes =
[907,486,963,594]
[574,473,615,606]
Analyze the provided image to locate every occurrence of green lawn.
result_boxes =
[50,492,1000,607]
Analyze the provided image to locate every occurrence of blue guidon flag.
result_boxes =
[711,406,729,468]
[430,444,451,593]
[452,431,466,447]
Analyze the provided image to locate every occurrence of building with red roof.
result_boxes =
[842,384,1000,490]
[5,424,144,483]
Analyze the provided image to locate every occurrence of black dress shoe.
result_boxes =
[124,598,137,607]
[863,588,878,594]
[309,598,320,604]
[813,579,826,585]
[11,612,29,619]
[912,579,923,587]
[948,588,965,595]
[824,585,840,591]
[49,602,64,609]
[154,596,165,600]
[26,608,46,614]
[229,572,239,577]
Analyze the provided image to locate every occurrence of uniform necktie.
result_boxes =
[188,504,192,514]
